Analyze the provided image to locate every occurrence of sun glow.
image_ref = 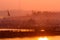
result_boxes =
[38,37,48,40]
[40,29,45,32]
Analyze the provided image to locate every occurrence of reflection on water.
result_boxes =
[0,37,38,40]
[0,36,60,40]
[38,37,48,40]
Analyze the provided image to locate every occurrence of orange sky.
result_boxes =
[21,0,60,11]
[0,0,60,11]
[0,0,20,10]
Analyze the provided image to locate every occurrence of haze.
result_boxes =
[0,0,60,11]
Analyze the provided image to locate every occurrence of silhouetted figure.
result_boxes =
[7,10,10,16]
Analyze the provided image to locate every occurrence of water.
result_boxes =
[0,36,60,40]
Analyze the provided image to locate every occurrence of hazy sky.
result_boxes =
[0,0,60,11]
[21,0,60,11]
[0,0,20,10]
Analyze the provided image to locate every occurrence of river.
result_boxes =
[0,36,60,40]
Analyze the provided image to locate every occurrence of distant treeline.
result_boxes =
[0,10,60,31]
